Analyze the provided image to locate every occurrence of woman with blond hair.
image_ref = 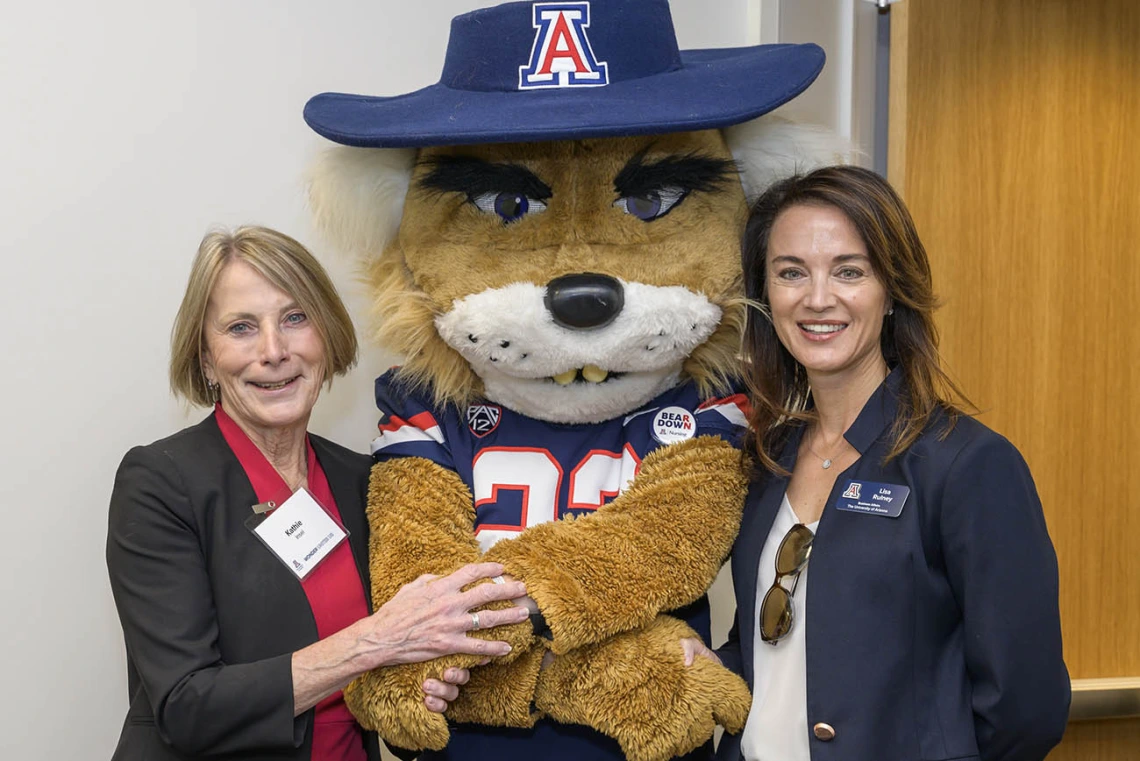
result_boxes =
[107,226,530,761]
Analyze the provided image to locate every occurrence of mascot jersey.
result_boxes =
[371,369,749,552]
[369,369,749,761]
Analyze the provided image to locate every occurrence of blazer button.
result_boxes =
[813,722,836,741]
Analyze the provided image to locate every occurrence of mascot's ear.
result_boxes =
[725,114,858,203]
[306,145,417,258]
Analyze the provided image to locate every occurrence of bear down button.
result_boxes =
[813,722,836,741]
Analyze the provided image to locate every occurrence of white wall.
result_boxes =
[0,2,855,757]
[778,0,882,165]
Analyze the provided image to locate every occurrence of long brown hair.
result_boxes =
[740,165,972,474]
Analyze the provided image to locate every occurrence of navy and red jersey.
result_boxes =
[369,370,749,761]
[371,369,750,553]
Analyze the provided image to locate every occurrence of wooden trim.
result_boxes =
[885,0,908,195]
[1070,679,1140,722]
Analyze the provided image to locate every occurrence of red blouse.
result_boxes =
[216,405,370,761]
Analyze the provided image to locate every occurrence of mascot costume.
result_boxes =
[303,2,838,759]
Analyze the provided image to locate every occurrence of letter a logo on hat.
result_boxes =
[520,2,609,89]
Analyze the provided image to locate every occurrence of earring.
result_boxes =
[887,307,895,316]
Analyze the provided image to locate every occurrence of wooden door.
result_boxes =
[888,0,1140,758]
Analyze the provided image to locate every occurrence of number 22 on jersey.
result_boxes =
[472,446,641,550]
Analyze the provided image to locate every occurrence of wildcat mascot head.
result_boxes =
[305,0,838,424]
[303,2,842,760]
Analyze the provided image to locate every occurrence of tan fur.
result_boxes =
[378,130,747,407]
[363,458,479,595]
[306,116,852,264]
[684,295,748,399]
[534,614,751,761]
[345,459,537,748]
[363,256,483,406]
[399,133,742,305]
[340,129,764,756]
[444,644,547,728]
[484,435,748,654]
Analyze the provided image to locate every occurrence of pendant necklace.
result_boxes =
[806,430,841,470]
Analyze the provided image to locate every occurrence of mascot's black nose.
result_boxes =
[544,273,625,330]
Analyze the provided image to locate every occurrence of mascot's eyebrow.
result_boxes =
[613,148,738,198]
[417,156,553,200]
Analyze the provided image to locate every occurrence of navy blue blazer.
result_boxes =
[716,370,1069,761]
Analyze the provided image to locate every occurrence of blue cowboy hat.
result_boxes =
[304,0,824,148]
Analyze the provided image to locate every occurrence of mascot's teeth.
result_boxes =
[581,364,608,383]
[551,365,611,385]
[552,369,578,386]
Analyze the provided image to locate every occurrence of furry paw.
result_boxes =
[343,618,537,750]
[344,663,451,751]
[445,642,546,728]
[534,615,752,761]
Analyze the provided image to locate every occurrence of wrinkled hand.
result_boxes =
[357,562,530,670]
[344,563,531,751]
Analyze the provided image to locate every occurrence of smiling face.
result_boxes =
[202,260,326,440]
[765,203,890,385]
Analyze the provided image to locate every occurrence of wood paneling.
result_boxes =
[890,0,1140,756]
[1048,719,1140,761]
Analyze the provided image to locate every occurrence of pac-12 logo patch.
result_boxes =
[519,2,609,89]
[467,404,502,438]
[651,406,696,445]
[842,482,862,499]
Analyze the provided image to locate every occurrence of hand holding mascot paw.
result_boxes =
[342,561,535,749]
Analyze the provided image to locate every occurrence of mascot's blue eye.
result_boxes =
[614,186,688,221]
[472,192,549,224]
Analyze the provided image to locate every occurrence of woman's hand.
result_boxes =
[356,562,530,670]
[292,563,528,715]
[679,637,722,667]
[500,573,540,614]
[422,665,483,713]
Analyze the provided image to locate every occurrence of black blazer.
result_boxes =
[106,414,381,761]
[716,370,1069,761]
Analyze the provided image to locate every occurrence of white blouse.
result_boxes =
[740,493,818,761]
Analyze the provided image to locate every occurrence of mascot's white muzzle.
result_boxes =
[434,277,722,424]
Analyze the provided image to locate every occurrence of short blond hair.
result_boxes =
[170,226,358,406]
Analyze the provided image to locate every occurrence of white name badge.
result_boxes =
[251,488,347,579]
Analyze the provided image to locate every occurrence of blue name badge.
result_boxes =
[835,481,910,518]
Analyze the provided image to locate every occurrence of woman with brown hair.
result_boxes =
[714,166,1069,761]
[107,226,531,761]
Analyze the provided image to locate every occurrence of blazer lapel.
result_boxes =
[735,428,804,681]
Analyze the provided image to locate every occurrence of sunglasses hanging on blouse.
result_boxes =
[759,523,814,644]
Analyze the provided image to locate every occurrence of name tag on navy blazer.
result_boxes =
[835,480,910,518]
